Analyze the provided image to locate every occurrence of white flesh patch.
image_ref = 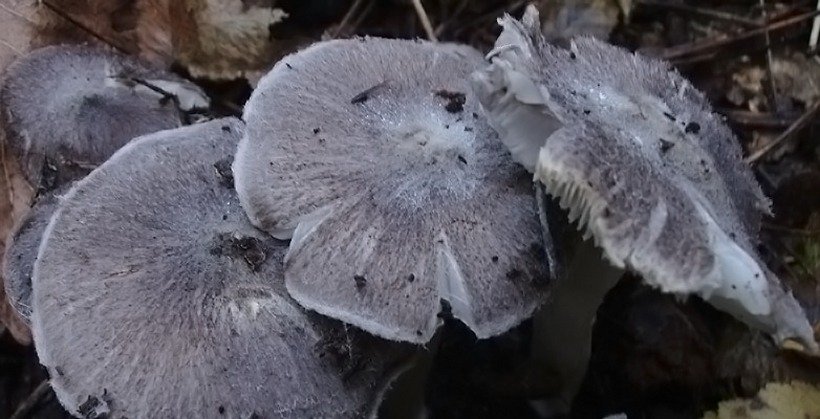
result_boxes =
[693,201,771,317]
[470,60,562,173]
[433,232,478,333]
[143,79,211,111]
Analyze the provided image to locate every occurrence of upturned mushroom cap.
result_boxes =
[3,187,64,324]
[234,37,557,343]
[0,44,209,190]
[32,118,410,418]
[470,6,816,349]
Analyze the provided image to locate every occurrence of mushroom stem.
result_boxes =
[529,238,623,414]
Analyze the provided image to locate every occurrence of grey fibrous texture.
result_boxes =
[0,44,208,190]
[234,37,557,344]
[3,187,65,323]
[32,119,410,418]
[470,6,816,349]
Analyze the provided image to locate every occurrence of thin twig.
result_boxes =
[332,0,366,38]
[638,0,760,27]
[10,380,52,419]
[0,2,36,24]
[349,0,375,33]
[0,38,23,55]
[764,223,820,237]
[746,99,820,163]
[434,0,470,37]
[810,0,820,50]
[720,108,810,129]
[759,0,784,114]
[411,0,438,42]
[661,9,820,60]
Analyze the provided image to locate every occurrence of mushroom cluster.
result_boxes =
[470,6,816,349]
[1,4,816,418]
[0,44,412,417]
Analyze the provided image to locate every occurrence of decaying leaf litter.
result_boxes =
[2,0,820,418]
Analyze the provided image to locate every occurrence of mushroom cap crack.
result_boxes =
[234,37,555,343]
[470,7,816,349]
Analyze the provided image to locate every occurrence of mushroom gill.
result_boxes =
[470,6,816,350]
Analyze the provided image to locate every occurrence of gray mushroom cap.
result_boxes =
[32,118,410,418]
[2,187,65,323]
[470,6,816,349]
[234,37,558,344]
[0,44,209,189]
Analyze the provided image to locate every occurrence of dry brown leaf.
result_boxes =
[702,381,820,419]
[171,0,287,80]
[538,0,627,41]
[31,0,174,68]
[0,148,35,344]
[727,52,820,111]
[0,0,36,71]
[0,0,37,345]
[14,0,290,80]
[0,147,35,345]
[136,0,174,68]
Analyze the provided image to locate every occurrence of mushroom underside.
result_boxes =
[469,7,816,350]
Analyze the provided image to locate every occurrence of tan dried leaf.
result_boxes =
[31,0,173,68]
[703,381,820,419]
[0,142,35,345]
[0,0,36,71]
[537,0,627,40]
[171,0,287,80]
[0,0,37,344]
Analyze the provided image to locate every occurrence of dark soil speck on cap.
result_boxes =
[213,158,234,188]
[434,90,466,113]
[350,82,386,105]
[659,138,674,154]
[354,275,367,289]
[685,122,701,134]
[210,234,267,271]
[506,269,522,280]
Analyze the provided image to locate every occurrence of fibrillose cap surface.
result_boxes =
[470,6,816,349]
[0,44,209,189]
[32,118,409,418]
[234,37,558,343]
